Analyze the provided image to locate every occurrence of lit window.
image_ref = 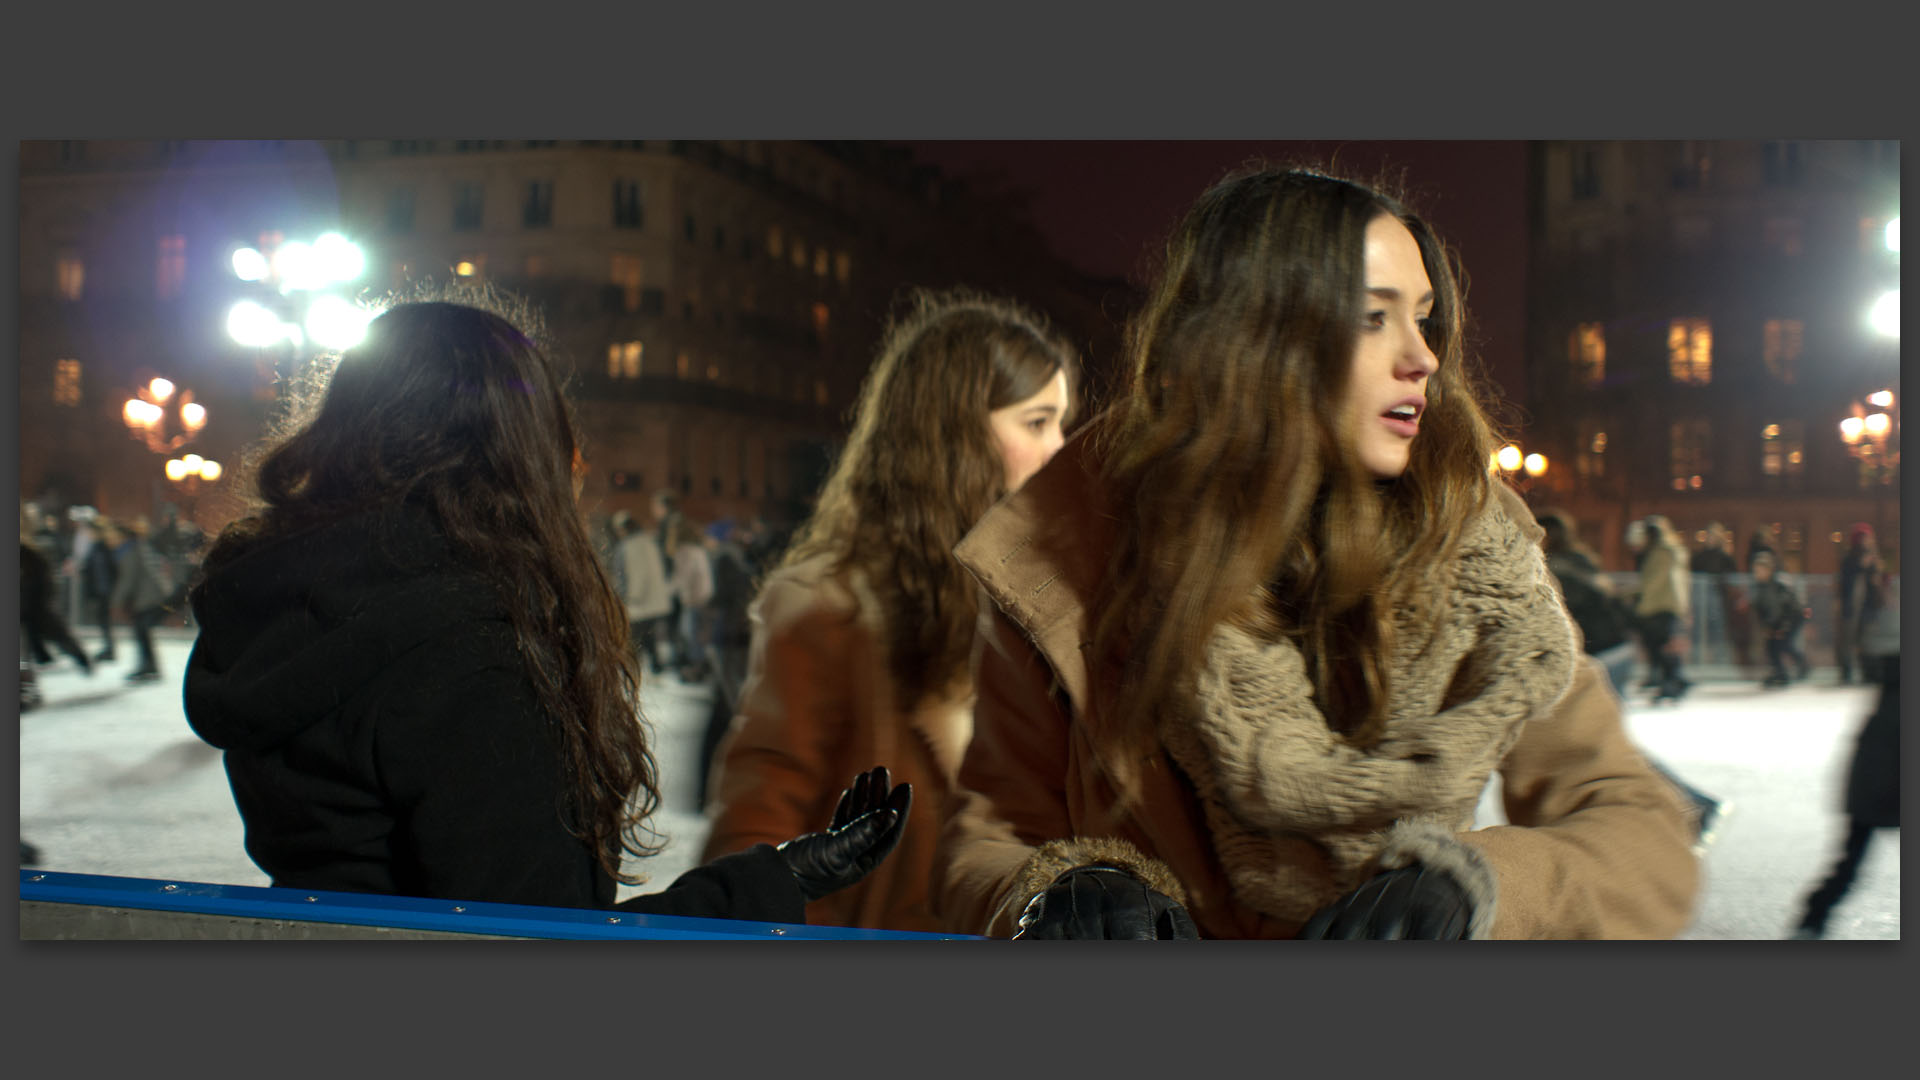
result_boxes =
[1667,319,1712,385]
[835,251,851,285]
[766,225,783,259]
[676,351,691,379]
[813,247,829,276]
[1576,423,1607,480]
[1569,323,1605,386]
[1760,420,1806,490]
[56,252,84,301]
[706,362,720,382]
[624,341,643,378]
[790,237,807,270]
[53,359,81,406]
[1762,319,1803,384]
[156,235,186,298]
[1763,217,1803,256]
[610,254,642,312]
[1669,418,1712,489]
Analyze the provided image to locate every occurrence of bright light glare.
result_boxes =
[165,459,190,482]
[231,247,269,281]
[227,300,285,347]
[200,460,223,482]
[1864,412,1891,436]
[1495,444,1523,471]
[124,400,157,427]
[182,454,204,473]
[1840,416,1865,441]
[180,402,207,429]
[454,260,477,277]
[312,232,365,282]
[1523,453,1548,477]
[1870,290,1899,338]
[147,378,175,402]
[1888,217,1900,254]
[305,295,373,350]
[1867,390,1895,408]
[275,241,319,291]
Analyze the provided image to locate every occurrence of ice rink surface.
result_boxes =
[18,631,1898,939]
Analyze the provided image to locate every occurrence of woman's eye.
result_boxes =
[1363,310,1387,329]
[1028,418,1049,433]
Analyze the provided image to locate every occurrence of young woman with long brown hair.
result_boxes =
[184,287,907,921]
[701,289,1076,933]
[938,167,1701,939]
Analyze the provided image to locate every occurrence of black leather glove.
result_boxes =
[1297,863,1474,940]
[775,766,913,902]
[1013,865,1200,940]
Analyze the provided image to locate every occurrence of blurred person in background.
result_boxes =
[938,168,1697,940]
[1834,523,1887,685]
[617,509,672,675]
[182,290,909,920]
[1690,522,1747,670]
[650,489,688,669]
[19,512,92,676]
[1790,582,1898,938]
[1636,514,1693,704]
[668,515,715,683]
[79,515,121,661]
[1745,524,1777,573]
[702,289,1076,933]
[111,516,174,683]
[695,519,760,810]
[1749,551,1810,688]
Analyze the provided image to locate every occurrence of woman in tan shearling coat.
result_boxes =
[937,168,1701,940]
[702,290,1075,933]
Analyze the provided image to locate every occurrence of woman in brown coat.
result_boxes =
[938,168,1700,940]
[701,290,1076,932]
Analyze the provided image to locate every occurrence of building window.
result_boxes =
[683,213,698,242]
[56,252,84,301]
[1667,318,1712,385]
[613,180,644,229]
[766,225,784,259]
[606,340,643,379]
[1762,141,1803,186]
[1570,147,1601,200]
[676,351,691,379]
[812,247,829,276]
[386,188,415,233]
[706,361,721,382]
[452,181,484,230]
[1568,322,1605,386]
[1760,420,1806,490]
[1669,418,1712,490]
[1763,216,1804,256]
[53,359,81,407]
[453,254,486,279]
[811,302,830,342]
[155,234,186,299]
[1671,141,1712,190]
[834,251,851,285]
[610,254,643,313]
[1762,319,1804,384]
[1672,215,1711,253]
[789,236,808,270]
[523,180,554,228]
[1576,423,1606,480]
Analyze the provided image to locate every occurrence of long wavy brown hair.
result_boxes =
[199,282,663,884]
[781,288,1076,711]
[1090,166,1505,800]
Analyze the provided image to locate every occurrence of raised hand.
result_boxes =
[776,766,913,902]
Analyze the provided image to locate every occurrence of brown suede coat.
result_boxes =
[700,554,972,933]
[937,435,1701,939]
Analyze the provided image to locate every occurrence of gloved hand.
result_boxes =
[1013,865,1200,940]
[776,766,913,902]
[1297,863,1474,940]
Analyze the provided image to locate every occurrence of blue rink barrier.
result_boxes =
[19,870,982,941]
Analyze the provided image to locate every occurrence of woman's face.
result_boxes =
[1343,215,1440,479]
[988,369,1070,493]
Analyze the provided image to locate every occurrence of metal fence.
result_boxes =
[1600,571,1898,677]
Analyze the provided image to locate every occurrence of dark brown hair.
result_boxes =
[200,282,663,883]
[781,288,1076,710]
[1091,166,1505,798]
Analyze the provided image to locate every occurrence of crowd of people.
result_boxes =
[20,164,1898,939]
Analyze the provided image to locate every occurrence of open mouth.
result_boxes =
[1384,404,1420,422]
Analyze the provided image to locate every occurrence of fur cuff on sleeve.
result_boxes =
[1378,821,1500,940]
[995,837,1191,930]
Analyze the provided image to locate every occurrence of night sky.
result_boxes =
[896,141,1531,407]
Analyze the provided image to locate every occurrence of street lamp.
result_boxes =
[1838,388,1898,487]
[122,376,207,454]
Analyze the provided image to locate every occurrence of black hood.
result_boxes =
[185,504,512,754]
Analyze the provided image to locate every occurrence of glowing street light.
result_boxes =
[1869,289,1899,338]
[1523,453,1549,478]
[232,247,269,281]
[312,232,366,283]
[1887,217,1900,255]
[1495,444,1523,472]
[1867,390,1895,408]
[180,401,207,431]
[227,299,287,347]
[1839,415,1865,443]
[305,294,374,350]
[1863,412,1891,438]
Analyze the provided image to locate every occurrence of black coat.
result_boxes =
[184,504,805,924]
[1845,667,1899,828]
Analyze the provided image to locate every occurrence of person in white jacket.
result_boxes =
[668,516,714,681]
[618,511,673,674]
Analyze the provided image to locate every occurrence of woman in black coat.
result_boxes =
[185,290,909,923]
